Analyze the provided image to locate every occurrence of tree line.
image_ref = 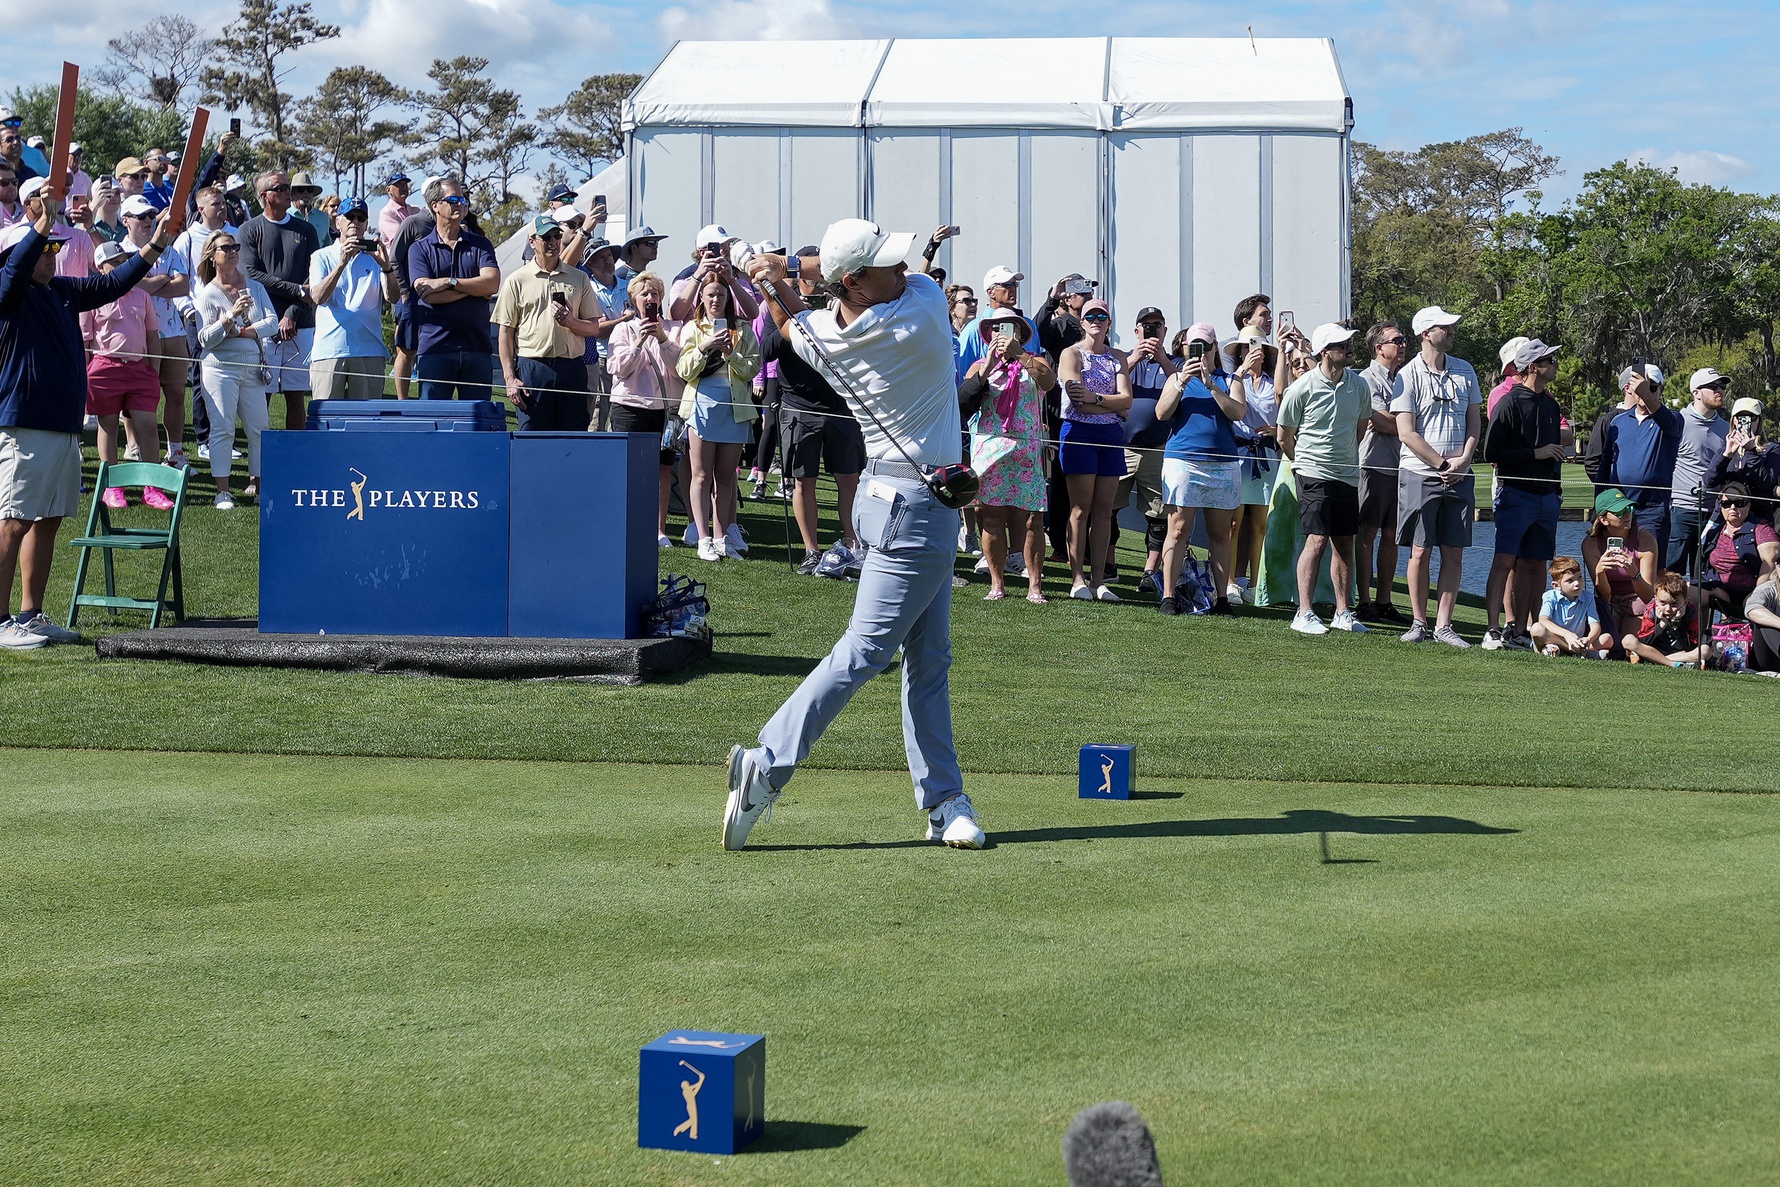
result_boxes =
[8,1,637,242]
[1353,128,1780,436]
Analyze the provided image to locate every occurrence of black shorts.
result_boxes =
[783,407,865,479]
[393,297,418,351]
[1358,465,1398,530]
[1298,476,1360,538]
[609,404,673,466]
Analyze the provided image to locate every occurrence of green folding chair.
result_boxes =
[67,461,190,630]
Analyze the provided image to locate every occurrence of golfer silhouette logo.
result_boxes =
[668,1035,739,1049]
[1098,754,1115,796]
[672,1060,706,1140]
[347,468,367,521]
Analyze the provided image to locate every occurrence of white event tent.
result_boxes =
[621,37,1354,337]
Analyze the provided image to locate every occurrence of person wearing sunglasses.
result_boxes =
[410,185,499,401]
[238,171,321,431]
[1355,321,1407,626]
[1667,368,1733,575]
[0,192,172,650]
[20,177,97,281]
[194,230,278,509]
[1056,298,1132,601]
[1693,481,1779,621]
[1709,396,1780,532]
[0,165,22,232]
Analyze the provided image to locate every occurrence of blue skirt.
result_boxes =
[690,375,753,444]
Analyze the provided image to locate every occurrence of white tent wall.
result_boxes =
[624,37,1352,336]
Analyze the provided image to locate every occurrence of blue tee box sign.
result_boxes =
[639,1030,765,1155]
[1080,744,1135,799]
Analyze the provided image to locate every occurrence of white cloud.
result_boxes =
[657,0,860,43]
[1631,148,1756,187]
[327,0,617,94]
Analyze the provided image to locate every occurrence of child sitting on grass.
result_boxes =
[1532,555,1608,658]
[1623,570,1706,667]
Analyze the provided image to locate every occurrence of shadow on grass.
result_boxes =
[741,1120,866,1153]
[751,809,1518,852]
[662,652,821,682]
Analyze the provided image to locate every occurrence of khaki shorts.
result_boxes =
[1117,445,1167,520]
[0,427,82,521]
[157,333,191,394]
[310,355,387,400]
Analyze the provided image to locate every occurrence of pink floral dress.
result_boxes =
[971,363,1047,511]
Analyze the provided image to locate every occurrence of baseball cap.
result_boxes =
[1618,362,1664,388]
[695,223,733,248]
[1310,323,1358,355]
[1498,336,1530,368]
[819,218,916,284]
[1185,322,1218,345]
[1689,367,1729,389]
[68,141,82,154]
[93,240,132,267]
[1593,488,1636,517]
[338,196,369,218]
[26,136,45,150]
[18,176,46,203]
[383,171,410,187]
[225,173,249,194]
[622,225,667,248]
[1412,306,1461,334]
[546,182,576,204]
[1080,298,1111,318]
[1731,396,1764,419]
[530,214,563,238]
[119,195,157,218]
[114,156,147,178]
[0,106,18,125]
[1511,339,1559,371]
[983,265,1023,289]
[1134,306,1164,325]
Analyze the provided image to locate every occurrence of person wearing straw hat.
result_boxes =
[1277,322,1372,635]
[287,172,331,247]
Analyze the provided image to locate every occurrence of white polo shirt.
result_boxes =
[789,271,961,467]
[1392,353,1481,476]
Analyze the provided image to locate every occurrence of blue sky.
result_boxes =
[10,0,1777,202]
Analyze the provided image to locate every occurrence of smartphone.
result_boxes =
[943,225,961,237]
[711,318,729,333]
[1187,340,1209,362]
[642,300,661,321]
[592,193,606,209]
[357,237,379,252]
[1065,279,1094,296]
[1140,323,1162,341]
[229,117,241,137]
[1279,311,1296,335]
[1607,536,1625,552]
[551,292,568,309]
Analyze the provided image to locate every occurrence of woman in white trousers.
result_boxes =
[192,229,277,510]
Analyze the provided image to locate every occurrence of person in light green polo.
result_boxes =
[1277,322,1375,636]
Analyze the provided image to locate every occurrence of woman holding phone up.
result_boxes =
[1056,298,1133,600]
[676,277,761,560]
[1156,324,1247,616]
[963,309,1056,603]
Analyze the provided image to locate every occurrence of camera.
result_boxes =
[356,237,379,252]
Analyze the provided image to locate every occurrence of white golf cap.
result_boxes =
[18,176,46,202]
[1310,323,1358,355]
[1511,339,1560,370]
[1412,306,1462,334]
[1690,367,1728,389]
[26,136,45,150]
[92,240,132,267]
[68,141,82,153]
[225,173,249,193]
[820,218,916,283]
[695,223,733,247]
[0,221,70,255]
[983,265,1024,289]
[119,195,157,218]
[1498,336,1530,368]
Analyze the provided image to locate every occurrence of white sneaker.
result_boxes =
[1330,609,1369,633]
[196,443,211,461]
[973,555,991,575]
[925,793,985,849]
[657,533,673,549]
[1291,610,1328,635]
[1070,584,1095,600]
[1005,553,1026,576]
[0,619,51,650]
[1094,585,1121,602]
[214,492,236,510]
[683,523,700,546]
[16,611,80,644]
[1225,583,1244,605]
[697,536,721,561]
[721,745,781,850]
[725,523,749,555]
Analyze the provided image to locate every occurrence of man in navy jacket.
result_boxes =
[0,192,169,648]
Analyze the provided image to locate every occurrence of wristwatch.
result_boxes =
[449,277,458,290]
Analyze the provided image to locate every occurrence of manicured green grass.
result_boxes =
[2,749,1777,1185]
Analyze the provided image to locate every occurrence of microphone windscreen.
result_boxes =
[1062,1100,1164,1187]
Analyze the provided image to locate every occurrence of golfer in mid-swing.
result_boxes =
[723,219,983,851]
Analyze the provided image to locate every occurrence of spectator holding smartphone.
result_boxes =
[1695,481,1779,620]
[1121,307,1178,594]
[1056,298,1132,600]
[494,215,601,430]
[1583,488,1659,642]
[307,197,398,400]
[675,276,761,560]
[962,308,1055,602]
[668,226,758,323]
[1154,323,1246,616]
[607,271,684,548]
[1710,397,1780,531]
[1228,294,1281,602]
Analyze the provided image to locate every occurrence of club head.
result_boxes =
[929,463,979,510]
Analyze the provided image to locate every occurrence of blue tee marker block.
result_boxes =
[639,1029,765,1154]
[1080,744,1135,799]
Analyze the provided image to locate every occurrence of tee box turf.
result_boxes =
[638,1029,765,1154]
[1080,744,1135,799]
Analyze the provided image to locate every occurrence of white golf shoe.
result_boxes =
[925,793,986,849]
[721,745,781,850]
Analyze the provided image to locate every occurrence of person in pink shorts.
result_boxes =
[81,240,173,510]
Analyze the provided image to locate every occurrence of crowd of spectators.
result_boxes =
[1,101,1776,669]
